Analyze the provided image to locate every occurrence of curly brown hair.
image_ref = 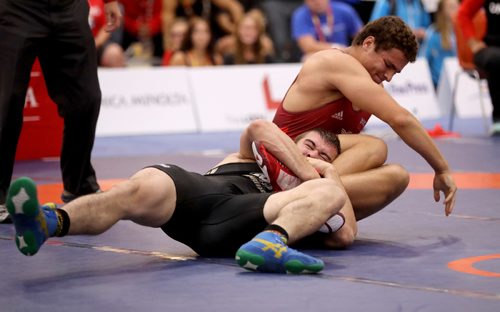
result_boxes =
[352,16,418,62]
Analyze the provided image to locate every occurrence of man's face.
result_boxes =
[295,131,338,163]
[360,37,409,84]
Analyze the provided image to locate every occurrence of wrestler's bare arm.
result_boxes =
[322,52,457,215]
[238,120,320,181]
[213,120,320,182]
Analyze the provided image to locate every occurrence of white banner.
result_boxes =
[190,64,301,132]
[96,61,438,135]
[97,67,198,136]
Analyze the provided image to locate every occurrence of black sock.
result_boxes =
[54,209,70,237]
[265,224,289,244]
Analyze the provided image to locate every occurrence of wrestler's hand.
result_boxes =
[307,157,338,178]
[104,1,122,32]
[433,172,457,216]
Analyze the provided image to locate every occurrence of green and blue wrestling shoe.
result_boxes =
[6,177,59,256]
[235,231,324,274]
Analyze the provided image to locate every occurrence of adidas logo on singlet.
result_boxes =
[331,111,343,120]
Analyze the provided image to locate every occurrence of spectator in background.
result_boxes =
[370,0,431,43]
[216,9,275,64]
[457,0,500,136]
[238,0,262,11]
[419,0,458,88]
[120,0,164,61]
[259,0,303,62]
[169,17,223,66]
[292,0,363,60]
[89,0,126,67]
[162,0,244,44]
[161,18,189,66]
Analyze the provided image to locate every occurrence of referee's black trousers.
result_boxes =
[0,0,101,203]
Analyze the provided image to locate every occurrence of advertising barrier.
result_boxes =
[97,58,438,134]
[16,60,63,160]
[190,64,300,132]
[97,67,198,136]
[17,60,441,159]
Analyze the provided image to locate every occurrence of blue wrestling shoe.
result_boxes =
[6,177,59,256]
[235,231,324,274]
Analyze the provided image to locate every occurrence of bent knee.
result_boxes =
[107,178,142,208]
[370,137,389,165]
[354,135,388,166]
[108,171,164,215]
[309,179,347,215]
[386,164,410,192]
[324,226,356,249]
[336,228,356,248]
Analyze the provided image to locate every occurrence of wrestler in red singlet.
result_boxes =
[273,97,372,139]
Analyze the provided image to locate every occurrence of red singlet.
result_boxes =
[273,98,371,139]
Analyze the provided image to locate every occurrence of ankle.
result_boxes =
[264,224,289,244]
[54,208,70,237]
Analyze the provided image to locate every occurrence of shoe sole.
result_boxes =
[6,177,43,256]
[235,249,323,274]
[235,249,268,271]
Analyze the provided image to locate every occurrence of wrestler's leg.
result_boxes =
[6,168,176,255]
[64,167,176,235]
[301,164,409,250]
[262,178,346,243]
[312,164,408,249]
[341,164,410,221]
[334,134,388,176]
[236,178,346,273]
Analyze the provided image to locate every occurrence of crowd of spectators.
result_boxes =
[89,0,443,63]
[90,0,499,123]
[92,0,370,66]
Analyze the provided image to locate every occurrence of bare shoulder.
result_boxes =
[294,49,368,95]
[302,49,367,78]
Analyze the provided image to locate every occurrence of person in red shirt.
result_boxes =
[456,0,500,136]
[120,0,164,60]
[272,16,457,247]
[88,0,125,67]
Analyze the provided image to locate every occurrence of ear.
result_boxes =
[362,36,376,50]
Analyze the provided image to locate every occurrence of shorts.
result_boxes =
[150,164,272,257]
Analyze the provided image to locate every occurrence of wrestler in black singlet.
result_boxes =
[149,163,273,257]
